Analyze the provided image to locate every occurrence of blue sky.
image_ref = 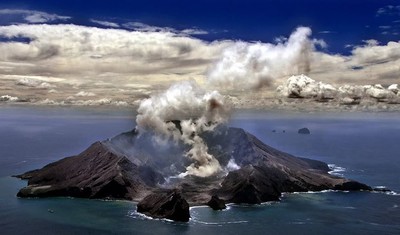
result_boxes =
[0,0,399,54]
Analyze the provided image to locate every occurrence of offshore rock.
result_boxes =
[207,195,226,210]
[333,181,372,191]
[137,190,190,222]
[298,127,311,134]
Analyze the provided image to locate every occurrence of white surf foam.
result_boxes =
[127,211,176,223]
[372,185,399,196]
[328,164,346,176]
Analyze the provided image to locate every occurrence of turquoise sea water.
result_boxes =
[0,106,399,234]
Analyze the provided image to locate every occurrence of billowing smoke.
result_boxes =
[136,80,230,177]
[135,27,324,178]
[207,27,322,90]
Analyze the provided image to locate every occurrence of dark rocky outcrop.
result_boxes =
[333,181,372,191]
[15,126,372,222]
[207,195,226,210]
[137,190,190,222]
[15,142,150,200]
[298,127,311,134]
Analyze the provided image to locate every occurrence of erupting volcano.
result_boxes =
[15,118,372,222]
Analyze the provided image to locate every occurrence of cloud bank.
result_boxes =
[15,77,55,88]
[0,24,399,89]
[277,74,400,105]
[0,20,399,111]
[0,24,227,88]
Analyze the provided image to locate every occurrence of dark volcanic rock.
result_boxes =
[15,125,372,211]
[218,165,283,203]
[15,142,150,200]
[207,195,226,210]
[298,127,311,134]
[334,181,372,191]
[214,128,370,204]
[137,190,190,222]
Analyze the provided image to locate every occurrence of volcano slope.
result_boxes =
[15,125,371,215]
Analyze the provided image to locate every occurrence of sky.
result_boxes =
[0,0,399,106]
[1,0,399,54]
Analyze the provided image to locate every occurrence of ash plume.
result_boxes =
[206,27,321,90]
[136,80,230,177]
[135,27,324,178]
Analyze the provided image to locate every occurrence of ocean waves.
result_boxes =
[328,164,346,177]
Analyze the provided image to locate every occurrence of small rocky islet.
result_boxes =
[15,125,372,222]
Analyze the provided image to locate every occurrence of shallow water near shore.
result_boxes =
[0,106,399,234]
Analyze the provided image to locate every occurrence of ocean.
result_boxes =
[0,106,399,234]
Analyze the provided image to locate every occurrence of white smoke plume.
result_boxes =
[136,80,230,177]
[207,27,323,90]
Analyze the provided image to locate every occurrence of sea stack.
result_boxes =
[298,127,311,134]
[137,190,190,222]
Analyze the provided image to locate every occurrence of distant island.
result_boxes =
[15,125,372,222]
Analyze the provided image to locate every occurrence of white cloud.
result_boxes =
[307,38,400,85]
[90,19,120,28]
[388,84,399,94]
[122,21,208,35]
[0,95,18,102]
[0,23,399,106]
[36,97,130,106]
[123,22,172,32]
[277,74,337,99]
[318,31,335,34]
[0,9,71,23]
[351,40,400,65]
[75,91,96,97]
[180,28,208,35]
[364,84,395,100]
[0,24,228,88]
[376,5,400,16]
[362,39,379,46]
[344,44,354,48]
[277,75,400,104]
[15,77,55,88]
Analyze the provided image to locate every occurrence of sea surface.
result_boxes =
[0,106,399,234]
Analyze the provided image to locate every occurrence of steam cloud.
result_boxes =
[135,27,321,177]
[136,80,230,177]
[207,27,321,90]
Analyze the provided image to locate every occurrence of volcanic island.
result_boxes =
[14,122,372,222]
